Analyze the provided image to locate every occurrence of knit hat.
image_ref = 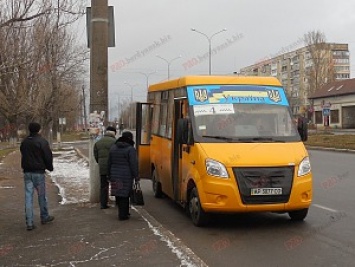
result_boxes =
[122,131,133,140]
[28,122,41,133]
[106,126,117,134]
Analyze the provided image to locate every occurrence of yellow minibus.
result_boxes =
[136,76,312,226]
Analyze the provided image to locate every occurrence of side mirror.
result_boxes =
[177,118,194,145]
[177,118,188,144]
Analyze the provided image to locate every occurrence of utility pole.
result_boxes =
[89,0,109,203]
[90,0,108,122]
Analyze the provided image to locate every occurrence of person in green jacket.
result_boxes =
[94,126,117,209]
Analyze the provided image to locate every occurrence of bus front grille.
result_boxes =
[233,167,294,204]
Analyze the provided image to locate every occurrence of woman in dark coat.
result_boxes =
[107,131,139,220]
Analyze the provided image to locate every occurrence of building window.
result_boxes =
[332,50,350,58]
[330,110,339,123]
[291,90,298,98]
[305,51,311,59]
[336,73,350,79]
[334,58,349,64]
[315,111,323,124]
[335,66,350,72]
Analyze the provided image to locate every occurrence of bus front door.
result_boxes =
[172,99,189,203]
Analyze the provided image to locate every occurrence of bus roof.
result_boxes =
[148,75,282,92]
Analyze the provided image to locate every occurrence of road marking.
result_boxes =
[133,206,209,267]
[312,204,338,213]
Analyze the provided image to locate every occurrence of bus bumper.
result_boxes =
[197,173,312,213]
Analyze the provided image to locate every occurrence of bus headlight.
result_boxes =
[298,157,311,176]
[206,159,229,178]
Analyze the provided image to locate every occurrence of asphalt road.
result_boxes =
[76,142,355,267]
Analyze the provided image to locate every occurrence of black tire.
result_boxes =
[288,208,308,221]
[188,187,209,227]
[152,170,163,198]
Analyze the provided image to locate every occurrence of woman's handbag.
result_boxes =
[131,181,144,206]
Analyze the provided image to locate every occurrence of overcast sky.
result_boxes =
[78,0,355,120]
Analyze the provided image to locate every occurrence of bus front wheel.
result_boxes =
[152,170,163,198]
[288,208,308,221]
[189,187,209,226]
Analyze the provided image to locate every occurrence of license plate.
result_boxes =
[251,188,282,195]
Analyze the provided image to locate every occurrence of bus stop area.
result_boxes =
[0,150,182,267]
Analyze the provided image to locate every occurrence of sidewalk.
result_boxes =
[0,150,181,267]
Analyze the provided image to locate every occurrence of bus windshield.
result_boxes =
[192,103,300,143]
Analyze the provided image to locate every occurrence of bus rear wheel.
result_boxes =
[189,187,209,226]
[288,208,308,221]
[152,170,163,198]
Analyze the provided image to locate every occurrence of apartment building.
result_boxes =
[239,43,350,115]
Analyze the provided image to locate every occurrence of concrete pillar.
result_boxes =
[89,0,108,203]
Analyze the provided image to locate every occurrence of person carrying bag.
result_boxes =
[107,131,139,221]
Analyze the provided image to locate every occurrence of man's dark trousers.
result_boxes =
[100,175,109,208]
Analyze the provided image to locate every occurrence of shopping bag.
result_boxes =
[131,181,144,206]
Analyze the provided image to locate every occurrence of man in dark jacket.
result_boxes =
[20,122,54,230]
[94,126,117,209]
[107,131,138,220]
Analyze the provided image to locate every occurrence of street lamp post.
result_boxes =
[138,71,157,90]
[156,55,182,80]
[191,28,227,75]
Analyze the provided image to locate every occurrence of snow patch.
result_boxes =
[49,150,89,204]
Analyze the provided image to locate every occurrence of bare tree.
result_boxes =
[0,0,52,28]
[304,30,335,95]
[0,0,87,141]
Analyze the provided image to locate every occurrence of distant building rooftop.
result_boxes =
[309,78,355,99]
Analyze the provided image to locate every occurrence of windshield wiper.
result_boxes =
[237,137,285,143]
[201,135,235,142]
